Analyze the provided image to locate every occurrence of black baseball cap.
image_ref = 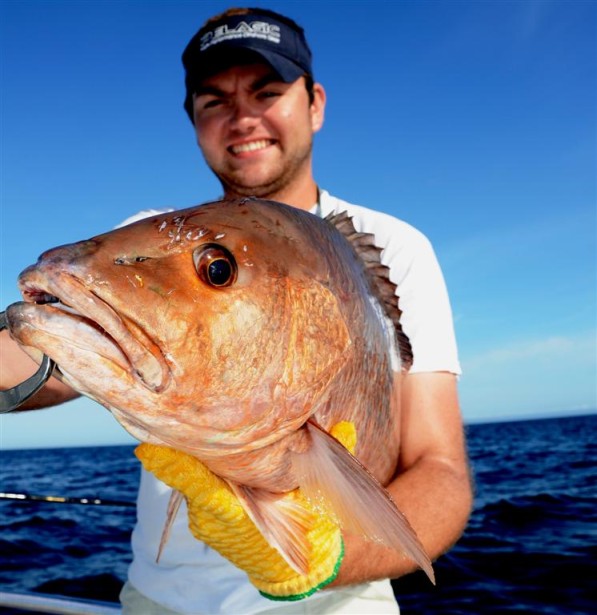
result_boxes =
[182,9,313,121]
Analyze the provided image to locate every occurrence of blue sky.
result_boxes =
[1,1,595,449]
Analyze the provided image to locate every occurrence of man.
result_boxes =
[0,7,472,614]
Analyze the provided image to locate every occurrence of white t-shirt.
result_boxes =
[124,190,461,614]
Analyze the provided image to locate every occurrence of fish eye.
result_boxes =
[193,244,237,288]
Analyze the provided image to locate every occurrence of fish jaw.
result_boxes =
[7,250,171,400]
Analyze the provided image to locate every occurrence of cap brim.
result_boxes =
[192,45,306,84]
[252,48,306,83]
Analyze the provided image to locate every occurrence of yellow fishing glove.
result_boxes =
[135,422,356,602]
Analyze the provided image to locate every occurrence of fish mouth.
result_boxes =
[17,271,170,393]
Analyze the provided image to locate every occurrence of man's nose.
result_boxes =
[229,98,259,131]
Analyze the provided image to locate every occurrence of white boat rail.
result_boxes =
[0,590,121,614]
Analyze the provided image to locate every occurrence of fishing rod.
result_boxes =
[0,492,136,507]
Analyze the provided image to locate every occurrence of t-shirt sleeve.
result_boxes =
[386,231,461,374]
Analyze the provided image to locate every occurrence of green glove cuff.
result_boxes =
[259,538,344,602]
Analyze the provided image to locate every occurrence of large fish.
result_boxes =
[5,198,433,581]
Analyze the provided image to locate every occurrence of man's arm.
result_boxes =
[0,329,79,409]
[330,371,473,585]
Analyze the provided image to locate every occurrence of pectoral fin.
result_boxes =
[292,420,435,584]
[229,482,314,576]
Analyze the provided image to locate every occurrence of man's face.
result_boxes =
[192,63,325,199]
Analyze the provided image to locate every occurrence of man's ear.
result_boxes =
[310,83,326,133]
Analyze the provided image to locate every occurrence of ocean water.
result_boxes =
[0,414,595,614]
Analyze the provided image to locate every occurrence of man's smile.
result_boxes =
[229,139,276,155]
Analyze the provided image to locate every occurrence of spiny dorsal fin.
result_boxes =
[325,211,413,370]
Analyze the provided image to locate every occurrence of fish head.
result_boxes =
[6,199,352,455]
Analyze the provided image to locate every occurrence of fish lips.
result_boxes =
[7,271,171,393]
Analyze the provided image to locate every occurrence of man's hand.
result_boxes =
[135,422,358,601]
[0,330,79,409]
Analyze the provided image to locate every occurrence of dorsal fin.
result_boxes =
[325,211,413,370]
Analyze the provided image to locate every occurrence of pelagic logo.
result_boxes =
[200,21,281,51]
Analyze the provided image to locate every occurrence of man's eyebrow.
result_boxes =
[194,85,226,98]
[251,74,285,91]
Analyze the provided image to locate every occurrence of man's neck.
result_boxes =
[266,182,319,211]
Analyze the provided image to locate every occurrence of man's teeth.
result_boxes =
[231,140,271,154]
